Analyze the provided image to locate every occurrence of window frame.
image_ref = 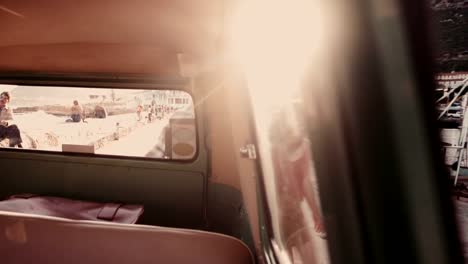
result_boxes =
[0,73,203,164]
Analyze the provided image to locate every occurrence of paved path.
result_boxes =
[96,118,169,158]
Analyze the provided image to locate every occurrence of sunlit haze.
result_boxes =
[229,0,320,110]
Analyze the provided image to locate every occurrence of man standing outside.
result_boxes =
[0,91,22,148]
[136,104,143,121]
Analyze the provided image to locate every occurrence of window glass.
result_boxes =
[0,85,196,160]
[266,99,330,263]
[432,2,468,260]
[247,84,331,263]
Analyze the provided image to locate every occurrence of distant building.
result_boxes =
[436,72,468,88]
[166,91,191,108]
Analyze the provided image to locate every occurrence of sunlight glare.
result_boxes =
[229,0,320,110]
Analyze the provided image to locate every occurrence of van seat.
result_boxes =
[0,211,254,264]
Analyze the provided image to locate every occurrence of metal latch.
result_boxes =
[240,144,257,159]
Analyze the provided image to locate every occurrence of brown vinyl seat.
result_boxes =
[0,210,254,264]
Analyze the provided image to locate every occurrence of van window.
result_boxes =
[266,99,330,263]
[247,87,331,263]
[432,2,468,261]
[0,85,196,160]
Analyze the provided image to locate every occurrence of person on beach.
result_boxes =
[70,100,84,122]
[0,91,23,148]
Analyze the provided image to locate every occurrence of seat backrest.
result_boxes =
[0,211,254,264]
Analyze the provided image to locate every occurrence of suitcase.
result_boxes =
[0,194,144,224]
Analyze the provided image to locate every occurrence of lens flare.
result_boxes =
[229,0,320,109]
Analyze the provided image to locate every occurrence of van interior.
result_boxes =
[0,0,465,264]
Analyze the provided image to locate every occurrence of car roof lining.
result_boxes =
[0,0,225,75]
